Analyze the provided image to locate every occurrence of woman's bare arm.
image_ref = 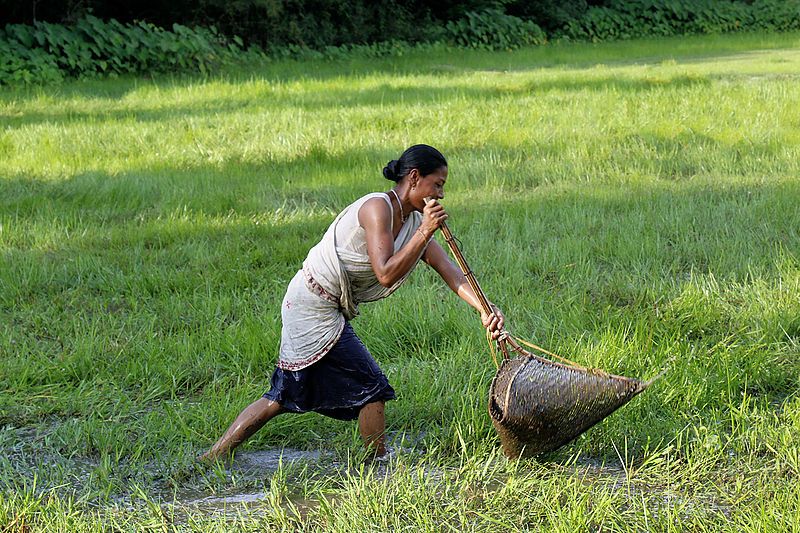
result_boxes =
[359,197,445,288]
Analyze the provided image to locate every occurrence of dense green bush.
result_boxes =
[0,0,442,50]
[0,15,244,84]
[0,34,63,84]
[561,0,800,42]
[747,0,800,31]
[190,0,430,49]
[506,0,591,34]
[444,8,546,51]
[3,1,799,84]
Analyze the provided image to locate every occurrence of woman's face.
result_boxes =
[411,166,448,208]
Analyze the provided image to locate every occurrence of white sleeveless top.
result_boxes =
[278,192,428,370]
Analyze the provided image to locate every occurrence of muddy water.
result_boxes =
[4,420,731,523]
[231,448,324,471]
[176,490,320,522]
[169,433,427,519]
[568,457,732,518]
[2,418,426,521]
[172,448,328,516]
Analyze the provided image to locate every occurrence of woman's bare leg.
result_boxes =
[200,397,284,461]
[358,401,387,457]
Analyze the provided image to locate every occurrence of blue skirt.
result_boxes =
[263,322,396,421]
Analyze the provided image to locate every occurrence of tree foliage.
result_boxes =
[2,0,798,84]
[0,15,242,84]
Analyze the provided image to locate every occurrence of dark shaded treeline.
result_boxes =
[0,0,595,47]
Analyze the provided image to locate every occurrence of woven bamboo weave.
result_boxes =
[489,353,648,458]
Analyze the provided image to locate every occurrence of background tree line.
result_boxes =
[2,0,798,84]
[3,1,795,50]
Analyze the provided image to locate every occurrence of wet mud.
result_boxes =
[169,448,327,521]
[1,421,731,523]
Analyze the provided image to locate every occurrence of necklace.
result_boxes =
[390,189,407,223]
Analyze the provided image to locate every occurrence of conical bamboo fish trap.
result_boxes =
[438,211,653,459]
[487,338,650,458]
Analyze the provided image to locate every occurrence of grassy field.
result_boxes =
[1,31,800,530]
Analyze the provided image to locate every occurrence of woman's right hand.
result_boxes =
[420,198,448,238]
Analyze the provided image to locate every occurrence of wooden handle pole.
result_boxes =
[426,198,511,362]
[437,219,494,317]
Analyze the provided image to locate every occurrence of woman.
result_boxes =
[201,144,504,461]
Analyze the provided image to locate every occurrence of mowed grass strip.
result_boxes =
[1,31,799,530]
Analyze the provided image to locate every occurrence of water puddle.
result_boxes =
[231,448,324,473]
[186,491,267,508]
[567,456,731,518]
[2,420,733,523]
[167,436,428,520]
[175,490,320,521]
[166,447,328,520]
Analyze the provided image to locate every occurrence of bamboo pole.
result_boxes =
[438,220,494,317]
[431,199,577,366]
[428,197,510,361]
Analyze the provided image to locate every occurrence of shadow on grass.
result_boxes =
[0,135,795,224]
[1,138,797,242]
[4,31,799,127]
[0,146,390,219]
[2,143,797,355]
[1,144,798,444]
[0,72,716,129]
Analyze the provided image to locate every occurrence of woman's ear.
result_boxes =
[410,168,419,190]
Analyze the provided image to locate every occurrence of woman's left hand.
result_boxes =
[481,304,505,340]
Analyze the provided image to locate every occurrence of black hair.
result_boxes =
[382,144,447,183]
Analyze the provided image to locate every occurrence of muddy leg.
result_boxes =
[200,397,284,461]
[358,401,387,457]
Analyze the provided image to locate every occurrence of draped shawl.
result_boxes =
[278,193,427,370]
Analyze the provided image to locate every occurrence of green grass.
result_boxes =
[2,31,800,531]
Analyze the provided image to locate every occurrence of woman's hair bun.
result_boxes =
[382,145,446,183]
[382,159,400,182]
